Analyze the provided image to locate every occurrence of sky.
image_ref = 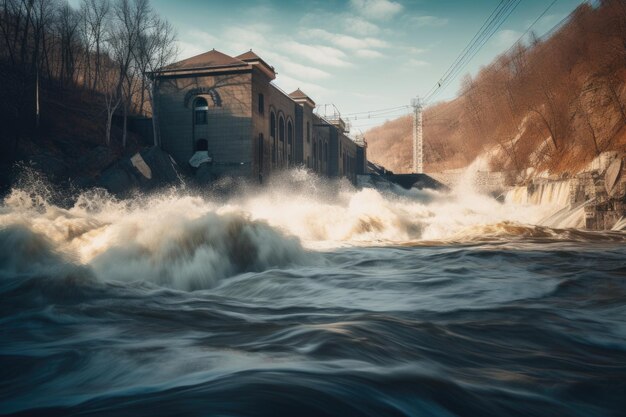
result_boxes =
[148,0,585,131]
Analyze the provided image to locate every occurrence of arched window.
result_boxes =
[306,122,310,143]
[279,115,285,142]
[278,115,285,164]
[195,139,208,151]
[287,120,293,165]
[258,133,264,178]
[194,97,208,125]
[270,111,276,163]
[318,140,323,170]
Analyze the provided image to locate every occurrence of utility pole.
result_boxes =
[411,97,423,174]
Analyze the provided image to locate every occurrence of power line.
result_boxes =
[343,109,412,121]
[504,0,558,55]
[351,0,582,131]
[425,0,581,122]
[341,105,410,116]
[422,0,509,101]
[343,1,529,127]
[424,0,522,104]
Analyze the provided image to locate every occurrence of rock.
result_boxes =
[28,153,69,180]
[605,158,622,196]
[138,146,184,186]
[97,163,139,196]
[76,146,117,175]
[96,146,184,196]
[195,162,215,184]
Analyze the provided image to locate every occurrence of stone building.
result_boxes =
[148,49,367,183]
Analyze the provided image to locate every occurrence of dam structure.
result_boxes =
[148,49,367,184]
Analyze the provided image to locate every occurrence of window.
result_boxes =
[287,121,293,165]
[306,122,310,143]
[258,133,264,173]
[279,115,285,142]
[194,97,208,125]
[270,111,276,163]
[258,93,264,115]
[279,115,285,163]
[287,121,293,145]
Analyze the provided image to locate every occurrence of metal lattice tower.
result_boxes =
[411,97,423,174]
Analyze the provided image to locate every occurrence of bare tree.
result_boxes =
[79,0,109,89]
[134,16,177,145]
[56,1,80,86]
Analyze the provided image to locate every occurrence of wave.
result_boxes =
[1,167,624,291]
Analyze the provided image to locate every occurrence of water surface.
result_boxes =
[1,171,625,416]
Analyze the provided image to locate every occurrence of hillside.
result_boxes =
[0,0,176,192]
[366,1,626,178]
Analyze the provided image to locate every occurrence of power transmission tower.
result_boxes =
[411,97,423,174]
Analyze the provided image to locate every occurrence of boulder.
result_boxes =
[96,146,184,196]
[605,158,622,197]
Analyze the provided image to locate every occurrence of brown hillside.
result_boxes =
[366,1,626,177]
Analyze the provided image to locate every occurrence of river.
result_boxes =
[1,169,625,417]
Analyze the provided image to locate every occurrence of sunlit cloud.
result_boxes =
[304,28,389,51]
[350,0,403,21]
[274,73,331,98]
[281,41,352,67]
[176,41,206,60]
[493,29,523,48]
[355,49,384,59]
[256,49,330,80]
[344,16,381,36]
[411,15,449,27]
[406,58,430,67]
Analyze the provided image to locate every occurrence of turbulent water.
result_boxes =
[1,168,626,417]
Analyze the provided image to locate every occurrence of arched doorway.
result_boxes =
[195,138,208,151]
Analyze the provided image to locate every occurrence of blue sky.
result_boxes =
[150,0,584,131]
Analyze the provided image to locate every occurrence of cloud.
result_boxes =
[531,13,561,33]
[407,58,429,67]
[257,49,331,80]
[180,26,330,82]
[176,30,218,59]
[176,41,206,60]
[493,29,522,48]
[281,41,352,67]
[411,15,449,27]
[304,28,389,51]
[355,49,384,59]
[350,0,403,21]
[222,24,272,52]
[404,46,428,55]
[274,73,331,98]
[344,16,380,36]
[187,29,218,46]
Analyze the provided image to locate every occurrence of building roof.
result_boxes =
[163,49,248,72]
[235,50,263,61]
[289,88,316,107]
[235,50,275,76]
